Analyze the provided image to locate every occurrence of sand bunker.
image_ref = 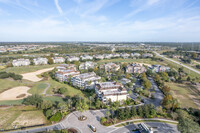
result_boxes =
[0,86,31,101]
[21,67,54,82]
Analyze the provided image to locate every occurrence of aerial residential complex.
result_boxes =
[71,72,101,89]
[33,57,48,65]
[52,57,65,63]
[100,63,120,72]
[12,58,31,67]
[79,61,96,70]
[95,82,128,103]
[126,63,147,74]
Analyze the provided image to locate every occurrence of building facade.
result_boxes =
[12,58,30,67]
[33,57,48,65]
[95,82,128,103]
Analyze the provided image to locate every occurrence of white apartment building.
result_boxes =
[142,53,153,58]
[120,78,131,85]
[131,53,141,57]
[52,57,65,63]
[33,57,48,65]
[56,64,77,71]
[67,56,80,62]
[80,55,93,60]
[55,69,80,82]
[95,82,128,103]
[12,58,30,67]
[79,61,96,70]
[120,53,130,59]
[94,55,104,60]
[71,72,101,89]
[100,63,120,72]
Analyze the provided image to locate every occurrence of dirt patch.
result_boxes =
[12,111,46,127]
[0,86,31,101]
[21,67,54,82]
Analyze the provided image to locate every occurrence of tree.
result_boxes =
[67,99,73,110]
[143,105,149,118]
[117,108,125,120]
[48,57,54,64]
[106,110,111,119]
[40,100,53,110]
[45,109,53,118]
[75,98,89,119]
[95,99,102,109]
[162,85,171,95]
[124,107,131,119]
[23,94,43,107]
[192,52,197,59]
[178,67,184,74]
[161,72,169,81]
[177,110,200,133]
[137,106,143,117]
[125,73,131,79]
[187,76,191,81]
[148,104,156,116]
[142,78,152,90]
[131,106,137,117]
[57,87,67,94]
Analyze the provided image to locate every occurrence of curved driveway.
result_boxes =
[9,109,179,133]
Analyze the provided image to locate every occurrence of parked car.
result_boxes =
[89,125,96,132]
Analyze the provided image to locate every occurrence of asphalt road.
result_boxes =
[109,122,179,133]
[154,51,200,75]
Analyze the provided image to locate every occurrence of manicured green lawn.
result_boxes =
[167,82,199,109]
[4,64,58,74]
[0,79,23,93]
[0,99,23,105]
[28,82,48,94]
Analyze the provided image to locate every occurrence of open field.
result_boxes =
[97,58,161,65]
[22,67,55,82]
[5,64,57,74]
[0,86,31,101]
[0,79,23,93]
[167,82,200,109]
[0,106,47,130]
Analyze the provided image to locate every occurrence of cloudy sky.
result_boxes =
[0,0,200,42]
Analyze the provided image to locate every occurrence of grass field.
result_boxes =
[0,106,47,130]
[167,82,199,109]
[28,82,48,94]
[0,79,23,93]
[4,64,58,74]
[97,58,161,65]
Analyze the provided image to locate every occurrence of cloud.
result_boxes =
[54,0,63,14]
[147,0,160,5]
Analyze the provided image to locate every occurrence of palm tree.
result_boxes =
[67,99,72,110]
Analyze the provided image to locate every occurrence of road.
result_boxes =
[153,51,200,75]
[9,110,179,133]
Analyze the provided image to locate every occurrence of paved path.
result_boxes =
[154,51,200,75]
[42,83,50,95]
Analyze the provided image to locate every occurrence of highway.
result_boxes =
[153,51,200,75]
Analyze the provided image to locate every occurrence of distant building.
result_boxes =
[149,65,170,73]
[33,57,48,65]
[56,64,77,71]
[100,63,120,72]
[12,58,30,67]
[80,55,93,60]
[126,63,146,74]
[142,53,153,58]
[79,61,96,70]
[95,82,128,103]
[94,55,104,60]
[55,69,80,82]
[67,56,80,62]
[120,53,130,59]
[112,53,120,58]
[71,72,101,89]
[53,57,65,63]
[104,54,113,59]
[131,53,141,57]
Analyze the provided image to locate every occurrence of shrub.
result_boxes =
[23,94,43,106]
[50,112,62,122]
[100,117,107,124]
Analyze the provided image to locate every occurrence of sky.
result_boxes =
[0,0,200,42]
